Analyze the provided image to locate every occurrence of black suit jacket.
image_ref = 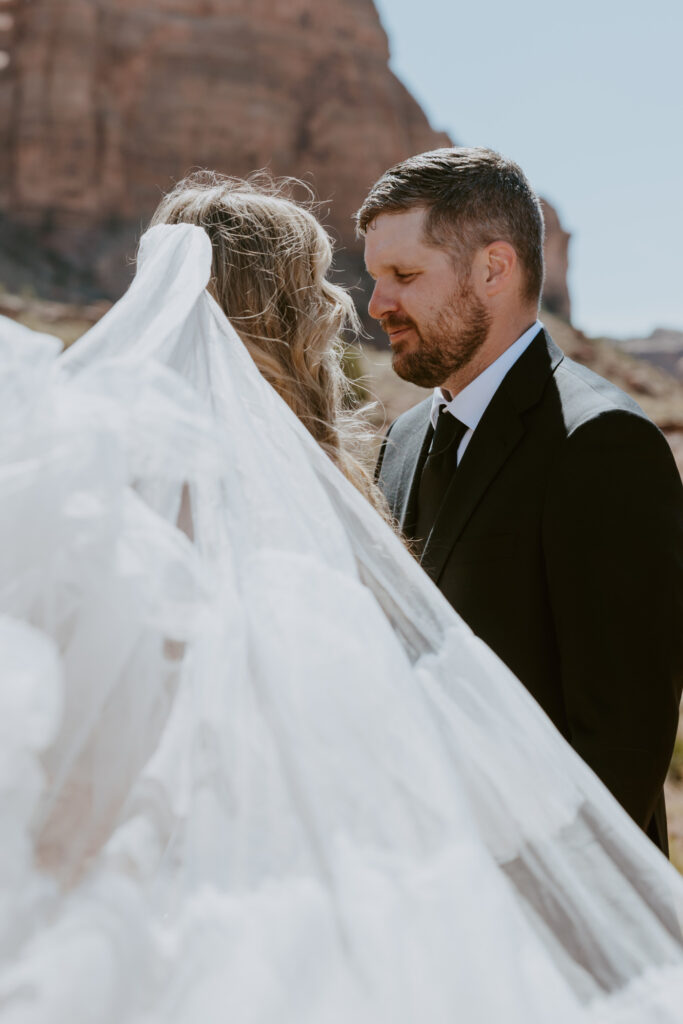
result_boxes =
[377,329,683,854]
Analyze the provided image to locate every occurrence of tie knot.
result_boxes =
[430,408,467,458]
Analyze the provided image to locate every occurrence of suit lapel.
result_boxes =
[399,418,433,534]
[378,399,433,532]
[421,329,564,582]
[420,390,523,580]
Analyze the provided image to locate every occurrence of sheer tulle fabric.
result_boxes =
[1,224,683,1022]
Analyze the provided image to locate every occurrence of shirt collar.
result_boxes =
[430,320,544,430]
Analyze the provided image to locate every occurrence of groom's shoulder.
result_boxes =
[551,345,652,433]
[375,395,431,485]
[386,395,433,439]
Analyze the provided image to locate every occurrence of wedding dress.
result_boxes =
[2,223,683,1023]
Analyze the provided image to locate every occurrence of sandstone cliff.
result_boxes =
[616,328,683,380]
[0,0,449,298]
[540,200,571,320]
[0,0,570,321]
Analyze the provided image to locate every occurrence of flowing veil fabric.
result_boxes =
[1,224,683,1022]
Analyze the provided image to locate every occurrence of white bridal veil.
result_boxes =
[1,224,683,1022]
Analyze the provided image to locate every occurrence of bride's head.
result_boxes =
[150,170,386,511]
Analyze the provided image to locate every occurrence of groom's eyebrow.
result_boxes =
[365,263,415,278]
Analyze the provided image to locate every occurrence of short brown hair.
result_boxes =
[356,147,545,305]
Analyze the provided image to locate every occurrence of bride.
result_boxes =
[1,170,683,1023]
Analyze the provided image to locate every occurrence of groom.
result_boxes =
[358,147,683,854]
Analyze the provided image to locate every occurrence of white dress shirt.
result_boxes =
[430,320,544,463]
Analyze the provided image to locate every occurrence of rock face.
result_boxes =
[0,0,570,322]
[616,328,683,380]
[540,200,571,321]
[0,0,448,298]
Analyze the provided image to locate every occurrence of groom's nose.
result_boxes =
[368,280,399,321]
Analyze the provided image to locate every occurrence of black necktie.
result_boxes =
[414,408,467,551]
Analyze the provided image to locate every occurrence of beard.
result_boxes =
[382,281,492,389]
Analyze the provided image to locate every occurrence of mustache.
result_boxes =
[380,314,415,333]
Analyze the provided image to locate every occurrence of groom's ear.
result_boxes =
[478,241,518,297]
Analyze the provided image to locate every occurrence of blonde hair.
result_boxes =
[150,170,388,515]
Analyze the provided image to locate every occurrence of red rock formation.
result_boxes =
[0,0,570,320]
[541,199,571,321]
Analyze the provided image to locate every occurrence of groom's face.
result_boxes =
[364,207,490,389]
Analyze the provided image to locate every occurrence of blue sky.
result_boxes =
[373,0,682,339]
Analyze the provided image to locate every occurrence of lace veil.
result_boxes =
[1,224,682,1022]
